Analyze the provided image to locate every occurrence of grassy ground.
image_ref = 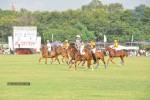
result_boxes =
[0,54,150,100]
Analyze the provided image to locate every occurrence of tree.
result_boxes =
[15,12,37,25]
[108,3,124,12]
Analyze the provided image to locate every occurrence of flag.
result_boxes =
[104,34,107,42]
[131,34,133,42]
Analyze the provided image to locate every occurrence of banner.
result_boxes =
[13,26,37,48]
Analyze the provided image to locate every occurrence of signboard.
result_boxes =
[13,26,37,48]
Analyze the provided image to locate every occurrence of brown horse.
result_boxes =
[38,45,60,64]
[55,45,69,64]
[69,45,94,71]
[95,51,106,69]
[80,45,106,69]
[105,45,128,66]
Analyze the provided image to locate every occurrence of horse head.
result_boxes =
[70,45,78,53]
[105,45,111,51]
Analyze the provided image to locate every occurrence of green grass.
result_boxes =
[0,54,150,100]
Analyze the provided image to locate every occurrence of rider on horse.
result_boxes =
[113,40,119,55]
[90,39,96,64]
[75,35,85,55]
[65,40,70,49]
[46,40,51,54]
[75,35,82,49]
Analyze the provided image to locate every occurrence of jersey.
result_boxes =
[47,43,51,52]
[113,42,118,48]
[75,39,82,49]
[65,42,70,49]
[90,41,95,48]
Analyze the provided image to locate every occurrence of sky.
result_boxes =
[0,0,150,11]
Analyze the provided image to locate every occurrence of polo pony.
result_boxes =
[105,45,128,66]
[38,45,60,64]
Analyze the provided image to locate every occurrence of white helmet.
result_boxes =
[65,40,68,42]
[76,35,81,38]
[114,40,117,42]
[47,40,50,43]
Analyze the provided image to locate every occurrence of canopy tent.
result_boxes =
[125,42,150,45]
[51,41,60,47]
[109,45,139,50]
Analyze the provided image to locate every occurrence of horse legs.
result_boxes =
[78,61,82,65]
[69,59,73,68]
[62,57,65,63]
[55,56,60,64]
[85,59,93,71]
[65,56,69,65]
[110,57,115,64]
[38,57,43,64]
[120,57,124,66]
[45,57,48,64]
[107,58,111,65]
[50,58,53,64]
[101,58,106,69]
[74,60,77,71]
[95,59,99,69]
[82,61,85,66]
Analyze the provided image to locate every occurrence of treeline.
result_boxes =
[0,0,150,44]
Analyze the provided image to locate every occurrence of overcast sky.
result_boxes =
[0,0,150,11]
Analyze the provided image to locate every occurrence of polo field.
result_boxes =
[0,54,150,100]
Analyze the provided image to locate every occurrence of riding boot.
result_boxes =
[92,53,96,64]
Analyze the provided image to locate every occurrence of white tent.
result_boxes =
[109,45,139,50]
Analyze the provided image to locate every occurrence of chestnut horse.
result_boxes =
[105,45,128,66]
[69,45,94,71]
[78,45,106,69]
[55,45,69,64]
[38,45,60,64]
[95,51,106,69]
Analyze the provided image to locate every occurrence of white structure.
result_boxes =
[109,45,139,50]
[13,26,37,48]
[8,26,41,54]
